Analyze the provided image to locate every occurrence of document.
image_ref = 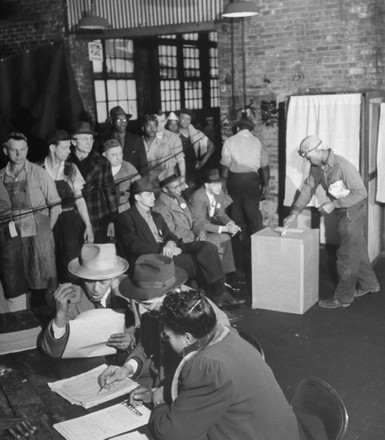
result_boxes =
[53,401,151,440]
[62,309,125,358]
[49,364,139,409]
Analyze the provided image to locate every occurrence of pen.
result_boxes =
[97,383,106,395]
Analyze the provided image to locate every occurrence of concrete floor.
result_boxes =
[234,245,385,440]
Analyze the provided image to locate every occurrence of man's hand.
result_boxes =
[283,213,297,229]
[260,185,269,201]
[98,365,133,390]
[162,241,181,258]
[53,283,79,328]
[129,386,153,406]
[84,224,94,243]
[107,222,115,239]
[107,330,136,351]
[0,417,37,439]
[319,202,336,214]
[223,221,241,236]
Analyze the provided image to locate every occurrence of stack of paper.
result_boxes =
[54,401,151,440]
[48,364,139,409]
[0,310,42,355]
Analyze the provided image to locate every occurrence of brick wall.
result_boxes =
[218,0,385,227]
[0,0,64,58]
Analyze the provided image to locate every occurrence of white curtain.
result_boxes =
[376,103,385,203]
[284,93,362,207]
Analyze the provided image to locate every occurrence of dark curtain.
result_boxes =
[0,39,85,166]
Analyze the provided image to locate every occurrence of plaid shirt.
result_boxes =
[70,149,118,229]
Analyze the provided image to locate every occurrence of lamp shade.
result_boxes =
[223,1,259,18]
[77,14,110,30]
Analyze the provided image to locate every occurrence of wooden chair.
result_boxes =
[238,330,265,361]
[291,377,349,440]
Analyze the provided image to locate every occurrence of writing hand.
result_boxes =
[98,365,133,390]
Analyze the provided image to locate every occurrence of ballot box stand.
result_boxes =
[251,228,319,315]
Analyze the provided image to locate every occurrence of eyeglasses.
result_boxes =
[116,118,127,123]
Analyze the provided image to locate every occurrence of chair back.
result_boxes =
[291,377,348,440]
[238,330,265,361]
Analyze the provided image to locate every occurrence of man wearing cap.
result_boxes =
[0,131,61,304]
[70,121,118,243]
[165,112,179,134]
[105,106,148,176]
[39,243,134,359]
[188,169,240,277]
[116,177,245,309]
[44,129,94,282]
[98,254,230,391]
[178,108,215,193]
[283,134,380,309]
[102,138,140,214]
[142,114,185,184]
[220,115,270,237]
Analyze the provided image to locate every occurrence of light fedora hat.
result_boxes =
[119,254,188,301]
[68,243,128,280]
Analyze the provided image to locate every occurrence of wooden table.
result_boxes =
[0,349,121,439]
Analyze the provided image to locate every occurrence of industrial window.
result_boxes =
[158,32,219,112]
[91,39,138,123]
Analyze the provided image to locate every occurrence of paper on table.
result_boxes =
[62,309,125,358]
[53,401,151,440]
[49,364,139,409]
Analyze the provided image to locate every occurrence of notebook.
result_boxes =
[48,364,139,409]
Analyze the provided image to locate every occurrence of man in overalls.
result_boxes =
[44,129,94,283]
[0,131,61,306]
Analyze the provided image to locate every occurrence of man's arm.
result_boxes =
[188,190,222,234]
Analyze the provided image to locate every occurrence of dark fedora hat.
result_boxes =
[202,169,225,184]
[72,121,98,136]
[131,176,160,194]
[157,169,180,188]
[109,106,132,121]
[46,129,74,145]
[235,116,254,131]
[119,254,188,301]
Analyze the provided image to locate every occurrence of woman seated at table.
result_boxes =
[116,289,302,440]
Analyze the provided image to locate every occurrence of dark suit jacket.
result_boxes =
[122,132,148,176]
[116,204,179,267]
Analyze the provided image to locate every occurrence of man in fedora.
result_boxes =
[115,176,245,309]
[39,243,134,358]
[188,169,240,278]
[105,106,148,176]
[69,121,118,243]
[220,115,270,236]
[98,254,230,391]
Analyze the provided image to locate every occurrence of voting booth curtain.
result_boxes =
[0,39,85,165]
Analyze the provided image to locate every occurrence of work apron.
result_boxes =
[53,178,83,283]
[5,178,57,290]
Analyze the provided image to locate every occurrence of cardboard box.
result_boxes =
[251,227,319,314]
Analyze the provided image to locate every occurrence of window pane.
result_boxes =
[94,80,106,102]
[107,80,118,101]
[92,60,103,73]
[127,80,137,99]
[96,102,107,124]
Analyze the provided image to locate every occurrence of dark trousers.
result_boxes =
[227,171,262,236]
[175,241,225,296]
[334,200,379,303]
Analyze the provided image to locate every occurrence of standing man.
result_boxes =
[44,129,94,282]
[142,114,185,184]
[70,121,118,243]
[220,115,270,236]
[283,134,380,309]
[178,108,215,194]
[0,131,61,303]
[106,106,148,176]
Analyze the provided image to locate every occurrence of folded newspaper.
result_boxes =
[48,364,139,409]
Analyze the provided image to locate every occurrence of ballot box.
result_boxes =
[251,227,319,314]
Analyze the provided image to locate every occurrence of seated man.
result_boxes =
[188,169,241,279]
[98,254,230,392]
[102,290,302,440]
[39,243,134,359]
[115,177,244,309]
